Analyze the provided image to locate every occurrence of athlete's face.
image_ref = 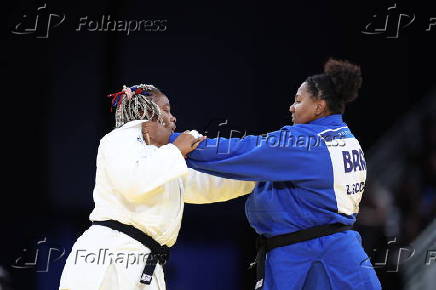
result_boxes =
[289,82,327,124]
[153,94,177,133]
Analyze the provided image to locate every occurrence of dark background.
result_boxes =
[2,0,435,289]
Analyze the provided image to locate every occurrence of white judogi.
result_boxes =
[59,120,255,290]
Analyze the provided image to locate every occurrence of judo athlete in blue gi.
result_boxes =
[169,59,382,289]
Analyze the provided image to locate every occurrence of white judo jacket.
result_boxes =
[59,120,255,290]
[89,120,256,247]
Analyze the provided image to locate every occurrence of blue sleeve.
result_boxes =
[169,128,325,182]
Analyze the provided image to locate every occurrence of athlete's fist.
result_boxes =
[173,131,206,158]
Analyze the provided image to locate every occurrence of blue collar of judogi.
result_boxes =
[308,114,344,126]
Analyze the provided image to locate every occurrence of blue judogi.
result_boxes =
[170,114,381,290]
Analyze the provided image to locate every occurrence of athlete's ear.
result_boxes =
[314,100,325,116]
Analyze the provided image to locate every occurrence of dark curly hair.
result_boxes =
[305,58,362,114]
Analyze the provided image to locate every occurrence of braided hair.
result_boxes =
[108,84,164,128]
[305,58,363,114]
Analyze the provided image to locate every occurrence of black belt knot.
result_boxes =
[92,220,169,285]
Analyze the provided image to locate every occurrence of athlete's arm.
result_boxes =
[170,127,323,182]
[182,169,255,204]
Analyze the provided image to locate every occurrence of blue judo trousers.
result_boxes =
[170,114,381,290]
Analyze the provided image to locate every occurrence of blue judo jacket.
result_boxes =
[170,114,382,290]
[170,114,367,237]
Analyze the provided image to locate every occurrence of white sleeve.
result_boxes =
[182,168,256,204]
[101,139,188,203]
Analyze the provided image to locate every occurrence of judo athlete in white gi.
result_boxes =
[170,59,382,289]
[59,84,255,290]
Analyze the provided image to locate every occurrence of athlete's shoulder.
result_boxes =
[100,127,123,144]
[99,126,142,151]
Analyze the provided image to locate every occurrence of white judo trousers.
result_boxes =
[60,225,165,290]
[58,120,255,289]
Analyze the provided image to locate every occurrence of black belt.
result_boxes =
[249,223,353,290]
[92,220,170,285]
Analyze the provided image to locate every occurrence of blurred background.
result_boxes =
[2,0,435,289]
